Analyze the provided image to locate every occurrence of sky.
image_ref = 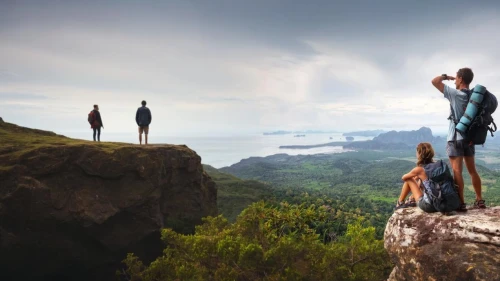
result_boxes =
[1,0,500,137]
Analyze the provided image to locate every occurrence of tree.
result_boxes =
[119,202,392,281]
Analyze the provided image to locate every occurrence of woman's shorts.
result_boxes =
[418,196,437,213]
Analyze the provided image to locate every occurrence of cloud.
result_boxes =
[0,92,50,100]
[1,0,500,136]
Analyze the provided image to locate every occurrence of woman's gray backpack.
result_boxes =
[422,160,460,212]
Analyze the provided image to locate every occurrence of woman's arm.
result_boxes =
[402,167,423,181]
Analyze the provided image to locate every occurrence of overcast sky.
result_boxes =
[1,0,500,136]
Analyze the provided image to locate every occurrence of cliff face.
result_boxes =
[384,207,500,281]
[0,118,217,280]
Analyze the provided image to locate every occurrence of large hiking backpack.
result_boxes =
[88,111,95,125]
[451,85,498,145]
[422,160,460,212]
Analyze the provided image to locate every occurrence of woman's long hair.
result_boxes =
[416,142,434,166]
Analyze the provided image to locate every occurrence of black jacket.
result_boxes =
[136,106,152,127]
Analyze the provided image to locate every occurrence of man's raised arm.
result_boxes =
[431,74,455,94]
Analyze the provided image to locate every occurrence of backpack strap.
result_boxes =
[469,99,481,107]
[450,89,473,144]
[447,104,459,146]
[461,88,472,98]
[448,104,457,124]
[489,120,497,137]
[447,90,470,124]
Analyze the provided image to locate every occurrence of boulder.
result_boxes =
[384,207,500,281]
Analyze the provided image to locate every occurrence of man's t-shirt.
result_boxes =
[444,85,469,141]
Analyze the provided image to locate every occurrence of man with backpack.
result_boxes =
[431,68,485,210]
[136,100,152,145]
[88,104,104,142]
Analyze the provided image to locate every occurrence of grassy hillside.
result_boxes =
[0,117,195,172]
[220,151,500,207]
[220,153,415,198]
[0,118,121,160]
[205,163,395,238]
[204,164,274,222]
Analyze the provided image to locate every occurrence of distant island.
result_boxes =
[342,130,386,137]
[280,127,446,151]
[279,141,349,149]
[263,130,337,135]
[263,130,293,135]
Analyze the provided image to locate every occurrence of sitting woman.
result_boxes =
[395,142,459,213]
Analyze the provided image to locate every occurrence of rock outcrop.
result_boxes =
[342,129,386,137]
[343,127,446,151]
[373,127,437,145]
[0,119,217,280]
[385,207,500,281]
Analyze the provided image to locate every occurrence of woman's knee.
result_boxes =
[404,178,417,184]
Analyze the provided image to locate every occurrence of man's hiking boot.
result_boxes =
[456,203,468,212]
[404,198,417,208]
[473,199,486,209]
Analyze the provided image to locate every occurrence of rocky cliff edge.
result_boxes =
[0,117,217,280]
[385,207,500,281]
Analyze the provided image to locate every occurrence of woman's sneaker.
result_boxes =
[473,200,486,209]
[395,201,409,210]
[405,198,417,207]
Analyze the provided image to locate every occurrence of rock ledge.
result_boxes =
[384,207,500,281]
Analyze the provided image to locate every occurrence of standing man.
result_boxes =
[136,100,152,145]
[89,104,104,142]
[431,68,485,210]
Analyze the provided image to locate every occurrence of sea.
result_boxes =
[63,132,373,168]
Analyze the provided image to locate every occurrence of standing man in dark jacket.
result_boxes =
[136,100,152,145]
[90,104,104,142]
